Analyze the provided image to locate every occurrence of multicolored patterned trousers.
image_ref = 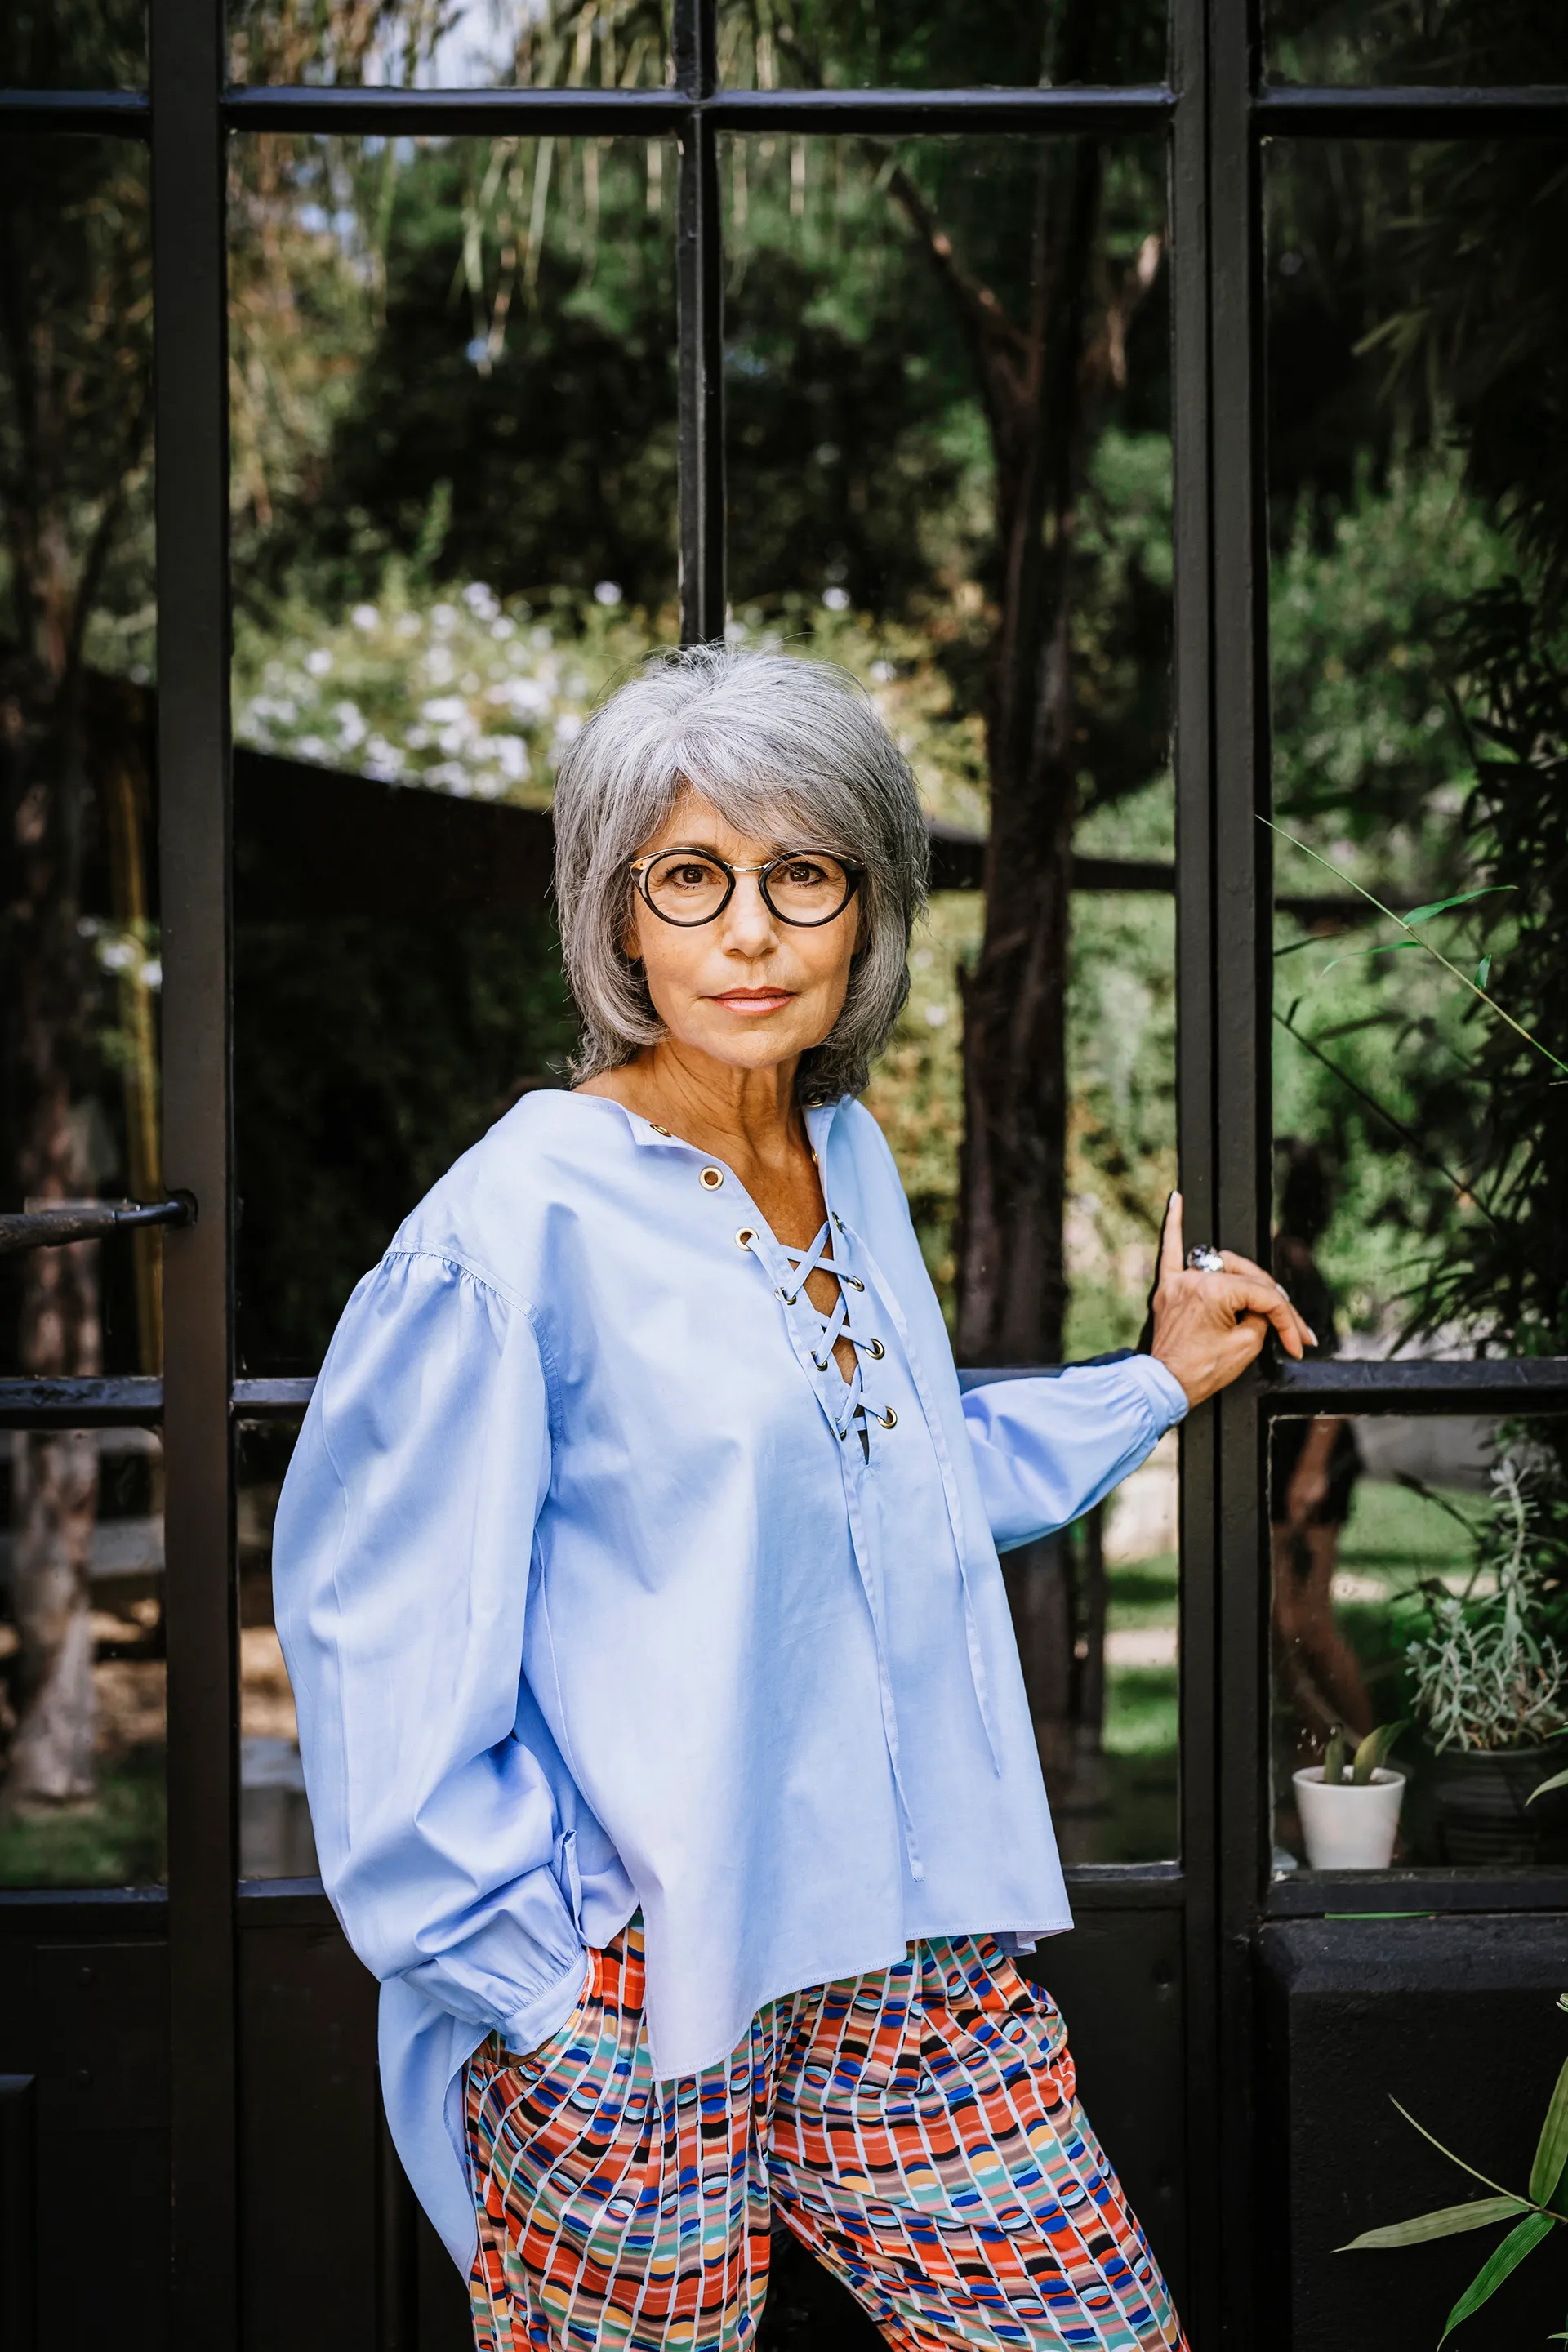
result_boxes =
[466,1919,1186,2352]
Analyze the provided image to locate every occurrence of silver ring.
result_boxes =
[1187,1244,1226,1275]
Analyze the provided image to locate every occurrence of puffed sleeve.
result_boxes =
[961,1354,1189,1553]
[272,1247,588,2049]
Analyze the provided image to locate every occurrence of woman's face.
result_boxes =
[626,788,861,1075]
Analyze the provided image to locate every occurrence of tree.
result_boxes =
[0,56,154,1807]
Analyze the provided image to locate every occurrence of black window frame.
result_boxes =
[4,2,1568,2337]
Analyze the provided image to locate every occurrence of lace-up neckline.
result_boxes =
[769,1220,892,1447]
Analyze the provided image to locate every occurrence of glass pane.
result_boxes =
[1271,1414,1568,1874]
[716,0,1166,91]
[2,4,146,90]
[725,131,1175,1860]
[1267,139,1568,1362]
[229,0,668,88]
[1265,0,1568,87]
[237,1417,318,1879]
[0,1427,166,1886]
[0,137,161,1381]
[229,130,676,1370]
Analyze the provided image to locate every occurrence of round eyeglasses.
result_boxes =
[630,847,862,929]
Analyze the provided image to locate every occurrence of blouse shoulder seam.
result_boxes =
[381,1245,567,1438]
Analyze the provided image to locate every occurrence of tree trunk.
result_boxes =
[954,136,1103,1370]
[4,680,105,1809]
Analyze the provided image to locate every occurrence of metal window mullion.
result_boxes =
[149,0,239,2335]
[1169,0,1222,2331]
[1208,0,1271,2341]
[675,0,724,644]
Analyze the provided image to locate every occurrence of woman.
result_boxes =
[274,646,1309,2352]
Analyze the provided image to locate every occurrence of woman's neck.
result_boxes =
[577,1043,808,1178]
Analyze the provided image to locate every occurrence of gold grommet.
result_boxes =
[876,1407,898,1429]
[699,1166,724,1189]
[735,1227,755,1250]
[844,1275,865,1291]
[867,1338,886,1361]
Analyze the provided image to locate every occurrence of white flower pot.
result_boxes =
[1292,1766,1406,1870]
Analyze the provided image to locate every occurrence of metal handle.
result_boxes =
[0,1194,195,1256]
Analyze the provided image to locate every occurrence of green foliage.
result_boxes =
[1321,1718,1408,1785]
[1406,1459,1568,1756]
[1342,2007,1568,2345]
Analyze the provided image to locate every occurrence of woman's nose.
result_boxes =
[719,872,777,951]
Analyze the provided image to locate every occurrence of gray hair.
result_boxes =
[553,643,929,1102]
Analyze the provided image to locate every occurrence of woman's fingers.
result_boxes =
[1158,1191,1185,1280]
[1225,1276,1306,1356]
[1214,1248,1318,1348]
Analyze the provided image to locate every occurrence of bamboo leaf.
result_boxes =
[1530,2055,1568,2207]
[1339,2196,1529,2251]
[1441,2212,1555,2341]
[1476,954,1492,989]
[1321,942,1423,976]
[1389,2099,1518,2199]
[1404,884,1515,925]
[1528,1767,1568,1807]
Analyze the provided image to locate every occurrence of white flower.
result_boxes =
[332,700,368,750]
[425,647,457,685]
[140,959,162,991]
[486,676,550,717]
[430,604,457,633]
[822,586,850,612]
[462,582,500,620]
[491,617,515,641]
[424,762,473,796]
[305,648,333,676]
[363,736,405,779]
[870,661,895,683]
[530,625,554,650]
[296,735,328,760]
[924,1003,948,1027]
[594,580,622,607]
[351,604,380,631]
[490,734,531,782]
[395,612,422,639]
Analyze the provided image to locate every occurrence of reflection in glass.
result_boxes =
[0,1428,166,1886]
[724,133,1175,1859]
[1272,1414,1568,1872]
[228,131,675,1369]
[1264,0,1568,87]
[3,3,146,91]
[228,0,668,88]
[1267,139,1568,1361]
[715,0,1166,92]
[0,135,161,1392]
[237,1418,318,1880]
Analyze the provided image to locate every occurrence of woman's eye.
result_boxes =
[782,861,826,886]
[671,862,716,887]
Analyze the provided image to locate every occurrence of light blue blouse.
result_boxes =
[273,1089,1187,2271]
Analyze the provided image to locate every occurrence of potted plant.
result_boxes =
[1406,1459,1568,1867]
[1294,1720,1408,1869]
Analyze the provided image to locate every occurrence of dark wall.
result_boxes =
[1262,1914,1568,2352]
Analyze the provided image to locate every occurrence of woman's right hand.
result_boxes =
[1148,1193,1316,1410]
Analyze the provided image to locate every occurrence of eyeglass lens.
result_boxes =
[642,850,853,927]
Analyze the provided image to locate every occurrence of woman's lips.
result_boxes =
[710,989,795,1015]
